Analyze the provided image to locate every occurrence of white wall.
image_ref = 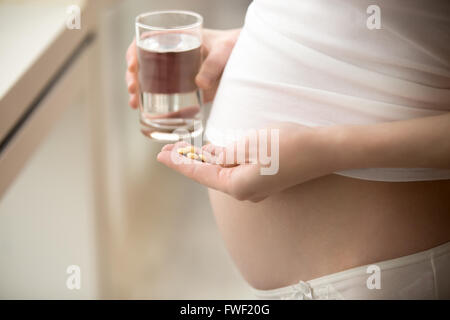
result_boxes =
[0,88,99,299]
[0,0,253,299]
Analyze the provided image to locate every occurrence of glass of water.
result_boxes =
[135,10,203,142]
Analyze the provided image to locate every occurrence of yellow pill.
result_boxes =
[177,148,187,155]
[185,146,195,153]
[198,154,206,162]
[186,152,199,160]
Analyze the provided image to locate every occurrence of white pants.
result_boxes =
[253,241,450,299]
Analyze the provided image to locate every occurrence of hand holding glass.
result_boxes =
[135,10,203,142]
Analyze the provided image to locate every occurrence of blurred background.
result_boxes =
[0,0,253,299]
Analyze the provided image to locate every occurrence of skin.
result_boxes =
[126,29,241,108]
[126,29,450,290]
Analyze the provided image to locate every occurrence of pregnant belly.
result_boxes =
[208,174,450,290]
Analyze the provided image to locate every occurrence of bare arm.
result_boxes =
[157,113,450,202]
[327,112,450,171]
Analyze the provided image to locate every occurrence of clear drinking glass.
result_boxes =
[135,10,203,142]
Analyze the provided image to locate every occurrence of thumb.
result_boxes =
[195,46,228,90]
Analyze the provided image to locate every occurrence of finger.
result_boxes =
[195,47,227,90]
[129,94,138,109]
[201,144,235,166]
[202,143,225,156]
[215,137,258,167]
[126,40,138,77]
[128,55,137,73]
[200,45,209,62]
[201,81,219,104]
[157,148,234,193]
[161,143,175,151]
[126,71,137,93]
[126,38,136,63]
[201,29,218,51]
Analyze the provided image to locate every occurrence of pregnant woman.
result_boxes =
[126,0,450,299]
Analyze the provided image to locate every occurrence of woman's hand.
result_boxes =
[195,28,241,102]
[125,28,241,109]
[156,123,339,202]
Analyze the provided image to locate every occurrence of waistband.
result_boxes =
[252,241,450,299]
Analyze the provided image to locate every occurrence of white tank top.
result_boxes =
[204,0,450,181]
